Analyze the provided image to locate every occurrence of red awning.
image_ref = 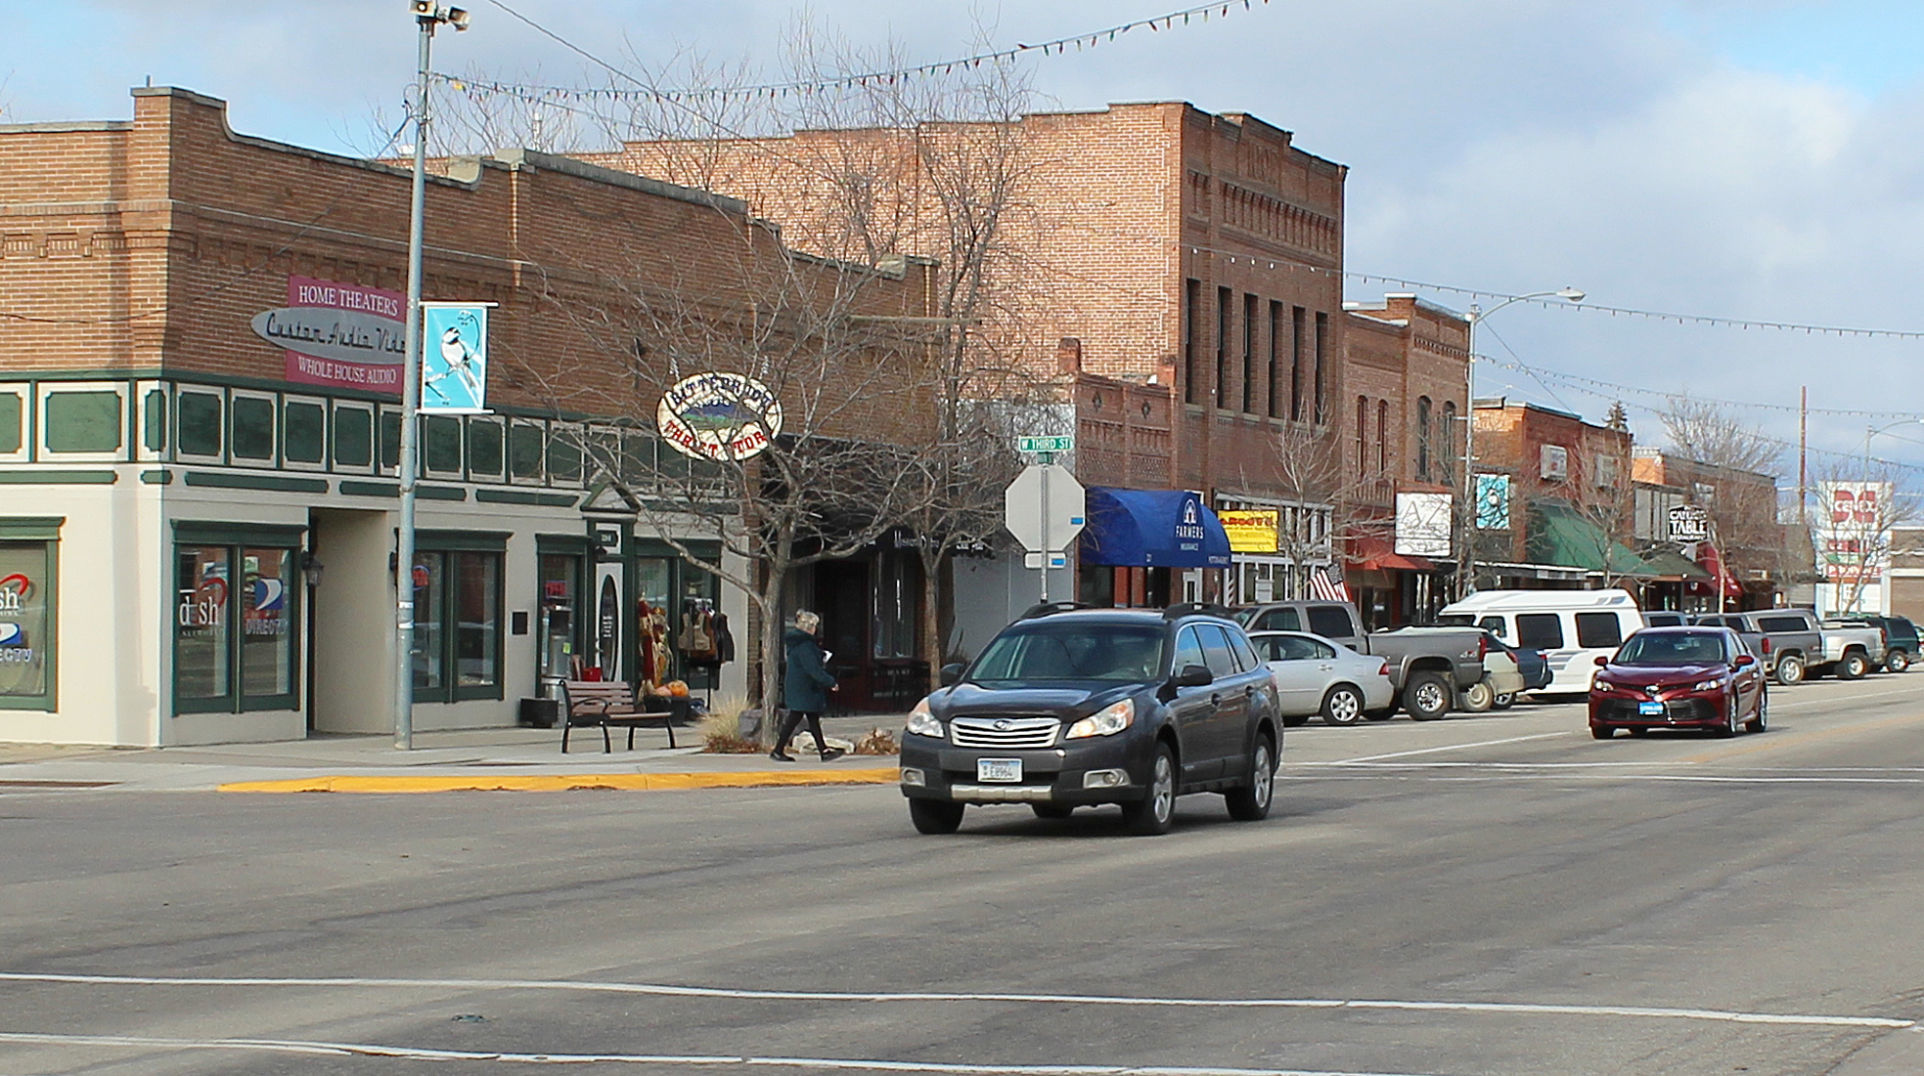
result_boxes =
[1688,542,1745,599]
[1352,535,1436,573]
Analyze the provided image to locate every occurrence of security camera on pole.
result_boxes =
[1005,436,1085,602]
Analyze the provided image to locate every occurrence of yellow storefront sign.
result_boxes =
[1219,509,1279,553]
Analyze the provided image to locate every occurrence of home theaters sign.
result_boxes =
[251,276,407,393]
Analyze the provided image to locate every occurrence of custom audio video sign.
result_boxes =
[420,302,495,413]
[253,276,407,394]
[657,372,784,462]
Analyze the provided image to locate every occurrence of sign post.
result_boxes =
[1004,457,1085,604]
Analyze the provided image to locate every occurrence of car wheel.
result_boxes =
[1774,654,1805,686]
[1745,687,1769,734]
[1591,724,1615,739]
[1122,744,1177,836]
[1224,735,1275,822]
[1492,691,1516,710]
[1840,652,1869,680]
[908,798,966,834]
[1713,695,1739,738]
[1460,678,1495,713]
[1403,672,1451,721]
[1031,804,1073,820]
[1321,684,1365,726]
[1887,649,1911,674]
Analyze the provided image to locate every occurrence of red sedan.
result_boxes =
[1589,627,1768,739]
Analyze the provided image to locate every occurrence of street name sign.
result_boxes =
[1016,435,1074,454]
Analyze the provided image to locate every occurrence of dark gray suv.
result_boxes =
[900,604,1284,836]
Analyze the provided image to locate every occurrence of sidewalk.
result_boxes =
[0,714,906,794]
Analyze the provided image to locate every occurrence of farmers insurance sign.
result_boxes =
[252,276,406,394]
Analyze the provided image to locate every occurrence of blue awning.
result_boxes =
[1079,487,1233,568]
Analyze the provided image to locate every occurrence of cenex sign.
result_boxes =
[251,276,407,394]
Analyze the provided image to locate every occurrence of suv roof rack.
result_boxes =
[1162,602,1235,620]
[1019,601,1091,620]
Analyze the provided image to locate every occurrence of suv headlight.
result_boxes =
[1692,678,1725,692]
[1065,698,1135,740]
[905,697,944,739]
[1593,679,1613,692]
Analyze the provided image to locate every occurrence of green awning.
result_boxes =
[1526,502,1714,579]
[1526,502,1635,574]
[1623,548,1713,581]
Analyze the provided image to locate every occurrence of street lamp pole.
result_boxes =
[394,2,468,750]
[1455,286,1584,600]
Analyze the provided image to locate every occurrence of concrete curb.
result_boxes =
[217,767,900,794]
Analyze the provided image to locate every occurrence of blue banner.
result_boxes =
[420,302,493,412]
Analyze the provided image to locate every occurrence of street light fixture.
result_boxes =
[1456,286,1585,599]
[393,1,469,751]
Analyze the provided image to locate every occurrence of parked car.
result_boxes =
[1589,626,1768,739]
[900,603,1283,836]
[1247,630,1394,727]
[1848,615,1919,672]
[1818,618,1887,679]
[1821,617,1899,677]
[1460,643,1528,713]
[1642,611,1691,628]
[1485,634,1551,709]
[1436,588,1645,694]
[1233,601,1488,720]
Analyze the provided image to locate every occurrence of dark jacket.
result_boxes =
[783,625,836,713]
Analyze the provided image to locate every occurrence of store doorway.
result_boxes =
[306,508,393,735]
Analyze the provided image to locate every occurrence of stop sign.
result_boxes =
[1004,464,1086,552]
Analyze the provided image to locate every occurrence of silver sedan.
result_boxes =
[1247,630,1396,727]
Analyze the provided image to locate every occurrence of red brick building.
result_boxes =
[0,87,935,744]
[613,102,1353,616]
[1470,399,1635,590]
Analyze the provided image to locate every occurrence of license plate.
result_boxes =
[977,758,1022,783]
[1638,701,1664,716]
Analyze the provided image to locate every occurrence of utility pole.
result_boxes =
[394,2,469,750]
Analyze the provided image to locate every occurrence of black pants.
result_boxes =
[774,709,825,754]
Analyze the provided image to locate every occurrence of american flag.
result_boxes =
[1309,563,1351,602]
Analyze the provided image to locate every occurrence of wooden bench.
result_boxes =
[558,680,678,753]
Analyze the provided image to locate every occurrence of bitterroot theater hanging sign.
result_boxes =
[251,276,407,394]
[656,372,784,462]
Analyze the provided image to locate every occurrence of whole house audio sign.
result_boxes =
[251,276,407,394]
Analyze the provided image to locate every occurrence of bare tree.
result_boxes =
[1229,420,1397,598]
[1657,400,1788,597]
[1812,459,1920,614]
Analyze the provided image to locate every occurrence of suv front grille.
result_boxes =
[950,716,1061,749]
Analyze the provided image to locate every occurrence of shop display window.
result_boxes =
[173,533,299,714]
[412,536,505,702]
[0,530,58,708]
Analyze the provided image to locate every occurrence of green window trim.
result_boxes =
[230,396,277,462]
[0,390,27,455]
[141,387,170,455]
[284,401,326,464]
[422,415,463,475]
[467,419,504,478]
[173,521,308,546]
[43,390,124,454]
[333,406,374,469]
[177,390,224,459]
[379,411,403,471]
[417,530,511,553]
[0,535,58,711]
[507,422,545,480]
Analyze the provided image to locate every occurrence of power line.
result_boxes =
[464,0,1276,105]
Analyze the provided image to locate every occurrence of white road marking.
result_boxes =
[0,972,1910,1029]
[0,1031,1429,1075]
[1324,733,1569,764]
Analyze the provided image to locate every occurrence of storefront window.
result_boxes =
[411,539,504,702]
[173,530,301,713]
[175,545,233,702]
[411,552,447,692]
[538,552,580,680]
[0,537,56,706]
[241,548,295,698]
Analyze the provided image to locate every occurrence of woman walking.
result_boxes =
[772,610,845,763]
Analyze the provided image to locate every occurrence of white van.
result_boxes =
[1437,589,1646,694]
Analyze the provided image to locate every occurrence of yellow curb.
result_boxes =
[218,767,899,794]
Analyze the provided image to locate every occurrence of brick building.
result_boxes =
[1468,399,1637,590]
[1340,294,1470,626]
[1632,450,1783,611]
[612,102,1353,635]
[0,87,936,745]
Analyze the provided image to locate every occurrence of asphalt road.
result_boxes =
[4,675,1924,1075]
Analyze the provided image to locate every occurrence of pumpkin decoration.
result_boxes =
[664,679,690,698]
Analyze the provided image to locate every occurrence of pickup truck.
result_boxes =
[1696,609,1883,683]
[1234,601,1491,720]
[1819,618,1888,679]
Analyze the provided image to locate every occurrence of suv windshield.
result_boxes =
[970,623,1166,684]
[1615,632,1726,666]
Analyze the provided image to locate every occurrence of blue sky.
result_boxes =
[5,0,1923,479]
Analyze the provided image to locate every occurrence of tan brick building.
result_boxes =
[0,87,936,744]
